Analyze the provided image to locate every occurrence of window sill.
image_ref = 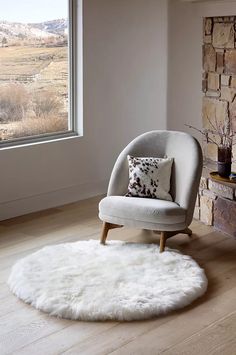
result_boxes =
[0,131,82,150]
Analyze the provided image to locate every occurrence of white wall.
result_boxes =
[0,0,168,220]
[168,0,236,141]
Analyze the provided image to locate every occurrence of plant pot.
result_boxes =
[217,146,232,178]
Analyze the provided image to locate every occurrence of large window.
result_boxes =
[0,0,81,147]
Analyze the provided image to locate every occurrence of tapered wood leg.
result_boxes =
[100,222,123,245]
[185,228,192,236]
[159,232,167,253]
[100,222,110,245]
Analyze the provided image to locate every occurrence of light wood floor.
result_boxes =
[0,195,236,355]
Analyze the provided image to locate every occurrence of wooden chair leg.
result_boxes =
[157,228,193,252]
[185,228,192,236]
[159,232,167,253]
[100,222,123,245]
[100,222,110,245]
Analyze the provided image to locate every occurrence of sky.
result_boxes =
[0,0,68,23]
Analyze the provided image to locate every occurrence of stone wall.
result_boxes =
[195,174,236,238]
[202,16,236,170]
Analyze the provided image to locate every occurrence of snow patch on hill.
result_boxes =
[0,19,67,41]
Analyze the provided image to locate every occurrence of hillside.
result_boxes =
[0,19,67,43]
[30,19,68,36]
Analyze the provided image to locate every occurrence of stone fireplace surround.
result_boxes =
[198,16,236,238]
[194,166,236,238]
[202,16,236,169]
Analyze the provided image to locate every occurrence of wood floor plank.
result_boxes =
[0,306,48,337]
[0,284,11,300]
[0,229,33,249]
[13,322,118,355]
[62,317,174,355]
[0,223,101,267]
[0,208,62,228]
[1,209,98,238]
[162,311,236,355]
[0,314,71,354]
[0,294,29,317]
[108,287,236,355]
[0,223,100,260]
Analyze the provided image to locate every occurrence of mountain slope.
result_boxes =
[0,19,67,42]
[31,19,68,36]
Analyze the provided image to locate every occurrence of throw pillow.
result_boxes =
[126,155,173,201]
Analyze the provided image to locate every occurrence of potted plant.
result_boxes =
[186,118,235,178]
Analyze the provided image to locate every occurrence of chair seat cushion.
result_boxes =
[99,196,186,225]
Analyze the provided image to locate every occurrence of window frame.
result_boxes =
[0,0,83,149]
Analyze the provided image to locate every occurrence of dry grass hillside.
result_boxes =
[0,45,68,141]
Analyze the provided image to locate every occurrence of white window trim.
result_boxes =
[0,0,83,149]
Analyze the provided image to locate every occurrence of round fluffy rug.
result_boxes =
[8,240,207,321]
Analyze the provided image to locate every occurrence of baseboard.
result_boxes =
[0,180,108,221]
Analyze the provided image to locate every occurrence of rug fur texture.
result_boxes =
[8,240,208,321]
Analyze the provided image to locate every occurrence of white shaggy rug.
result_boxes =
[8,240,208,321]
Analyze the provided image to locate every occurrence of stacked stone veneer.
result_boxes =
[202,16,236,171]
[194,176,236,238]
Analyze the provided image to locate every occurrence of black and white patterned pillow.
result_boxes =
[126,155,173,201]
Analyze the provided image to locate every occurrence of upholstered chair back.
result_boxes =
[107,131,203,226]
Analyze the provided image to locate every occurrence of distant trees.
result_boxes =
[17,33,27,40]
[0,83,65,122]
[0,83,67,139]
[33,90,63,118]
[2,37,7,47]
[0,83,29,122]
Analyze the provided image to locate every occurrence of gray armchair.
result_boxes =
[99,130,203,252]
